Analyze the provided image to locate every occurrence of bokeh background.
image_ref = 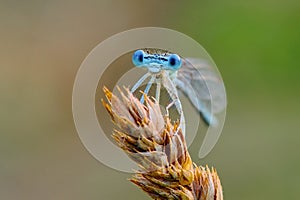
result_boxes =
[1,0,299,199]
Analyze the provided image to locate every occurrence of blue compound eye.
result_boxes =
[132,50,145,67]
[167,54,182,70]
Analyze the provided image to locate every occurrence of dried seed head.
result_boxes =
[102,86,223,200]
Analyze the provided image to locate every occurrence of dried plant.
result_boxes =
[102,86,223,200]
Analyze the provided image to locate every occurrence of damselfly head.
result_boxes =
[132,49,182,73]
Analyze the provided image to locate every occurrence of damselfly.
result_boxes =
[131,49,226,135]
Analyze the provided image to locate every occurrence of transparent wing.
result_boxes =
[175,58,227,124]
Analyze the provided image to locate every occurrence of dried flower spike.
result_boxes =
[102,86,223,200]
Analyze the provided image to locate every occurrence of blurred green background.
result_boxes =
[1,0,299,199]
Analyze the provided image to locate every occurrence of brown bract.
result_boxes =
[102,86,223,200]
